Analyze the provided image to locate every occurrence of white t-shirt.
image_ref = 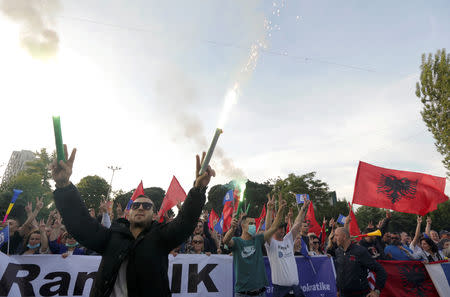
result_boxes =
[110,259,128,297]
[265,231,299,286]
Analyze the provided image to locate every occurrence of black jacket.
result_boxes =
[335,243,386,294]
[53,183,206,297]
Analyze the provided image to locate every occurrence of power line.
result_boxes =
[58,15,376,73]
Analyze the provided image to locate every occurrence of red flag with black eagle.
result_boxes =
[352,161,448,216]
[377,260,439,297]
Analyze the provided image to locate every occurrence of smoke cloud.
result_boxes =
[154,63,245,179]
[1,0,61,59]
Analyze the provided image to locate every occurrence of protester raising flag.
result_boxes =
[353,161,448,216]
[347,203,361,237]
[157,176,186,222]
[305,200,321,236]
[208,209,219,230]
[126,181,145,210]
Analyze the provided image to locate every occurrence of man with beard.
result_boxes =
[334,227,386,297]
[50,145,215,297]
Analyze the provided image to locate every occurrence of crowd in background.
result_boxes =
[2,195,448,262]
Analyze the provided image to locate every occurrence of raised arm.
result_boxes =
[161,152,215,251]
[51,145,111,254]
[291,200,309,239]
[264,196,287,242]
[18,197,44,236]
[411,216,422,248]
[265,193,275,230]
[38,219,49,254]
[223,213,237,247]
[425,216,431,237]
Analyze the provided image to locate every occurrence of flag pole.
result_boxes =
[7,221,10,256]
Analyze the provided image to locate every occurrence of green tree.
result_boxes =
[77,175,110,211]
[25,148,54,189]
[355,206,385,231]
[416,48,450,175]
[0,172,52,223]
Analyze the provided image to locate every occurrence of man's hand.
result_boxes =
[426,216,431,224]
[230,213,238,230]
[266,193,275,210]
[38,219,46,232]
[194,152,216,188]
[278,196,287,211]
[303,199,310,210]
[99,201,107,214]
[417,216,422,225]
[25,201,32,215]
[50,144,77,188]
[386,210,391,219]
[35,197,44,211]
[329,218,335,228]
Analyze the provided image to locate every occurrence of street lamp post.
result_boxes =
[107,165,121,200]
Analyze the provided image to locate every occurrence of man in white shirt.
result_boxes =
[265,198,309,297]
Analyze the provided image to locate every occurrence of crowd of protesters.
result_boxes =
[0,147,449,297]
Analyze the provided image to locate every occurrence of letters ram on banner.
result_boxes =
[0,253,335,297]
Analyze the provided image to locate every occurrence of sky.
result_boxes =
[0,0,449,203]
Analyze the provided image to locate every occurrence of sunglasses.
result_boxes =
[131,202,153,210]
[313,241,320,244]
[192,240,203,244]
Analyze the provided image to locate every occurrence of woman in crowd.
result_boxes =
[309,235,323,255]
[20,220,49,255]
[419,237,445,262]
[189,234,211,256]
[49,232,88,258]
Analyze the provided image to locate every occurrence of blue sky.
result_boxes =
[0,0,449,201]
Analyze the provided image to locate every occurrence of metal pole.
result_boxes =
[107,166,121,200]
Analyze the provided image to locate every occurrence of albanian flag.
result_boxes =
[157,176,186,222]
[353,161,448,216]
[377,260,439,297]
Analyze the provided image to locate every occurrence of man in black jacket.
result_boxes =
[50,145,215,297]
[334,227,386,297]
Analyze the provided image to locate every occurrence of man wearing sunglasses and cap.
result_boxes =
[50,145,215,297]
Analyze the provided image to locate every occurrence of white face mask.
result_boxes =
[248,225,256,236]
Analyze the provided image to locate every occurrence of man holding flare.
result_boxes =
[50,145,215,297]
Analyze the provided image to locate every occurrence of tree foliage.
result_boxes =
[77,175,110,210]
[416,48,450,175]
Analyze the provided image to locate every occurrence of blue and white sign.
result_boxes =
[295,194,310,204]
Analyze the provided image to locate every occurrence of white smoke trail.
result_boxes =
[0,0,61,59]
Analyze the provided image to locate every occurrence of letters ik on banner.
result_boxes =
[352,161,448,216]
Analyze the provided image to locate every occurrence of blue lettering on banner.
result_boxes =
[263,256,337,297]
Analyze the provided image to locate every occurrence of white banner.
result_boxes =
[425,261,450,297]
[0,253,233,297]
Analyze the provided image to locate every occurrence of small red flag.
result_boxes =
[255,205,266,231]
[208,209,219,230]
[305,201,321,236]
[353,161,448,216]
[348,203,361,237]
[126,181,145,210]
[320,222,326,248]
[222,202,234,233]
[157,176,186,222]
